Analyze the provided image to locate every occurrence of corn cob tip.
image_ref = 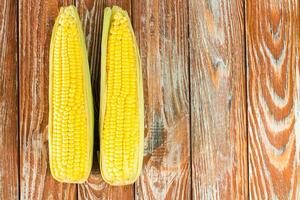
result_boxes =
[59,5,76,13]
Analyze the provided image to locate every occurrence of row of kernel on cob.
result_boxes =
[48,5,144,185]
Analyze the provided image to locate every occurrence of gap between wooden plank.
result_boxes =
[187,0,193,198]
[243,0,250,199]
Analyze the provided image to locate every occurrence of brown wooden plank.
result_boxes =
[0,0,19,199]
[76,0,134,199]
[19,0,77,199]
[133,0,190,199]
[189,0,248,199]
[247,1,299,199]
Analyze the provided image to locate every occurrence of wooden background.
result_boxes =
[0,0,299,199]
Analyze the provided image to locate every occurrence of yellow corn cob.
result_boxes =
[49,5,93,183]
[99,6,144,185]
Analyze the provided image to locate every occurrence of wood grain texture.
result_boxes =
[0,0,19,199]
[78,159,133,199]
[189,0,248,199]
[77,0,134,199]
[19,0,77,199]
[247,0,299,199]
[133,0,190,199]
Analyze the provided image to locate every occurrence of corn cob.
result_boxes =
[49,5,93,183]
[99,6,144,185]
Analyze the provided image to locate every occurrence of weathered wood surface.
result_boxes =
[189,0,248,199]
[1,0,300,199]
[77,0,134,199]
[0,0,19,199]
[133,0,191,199]
[19,0,77,199]
[247,0,300,199]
